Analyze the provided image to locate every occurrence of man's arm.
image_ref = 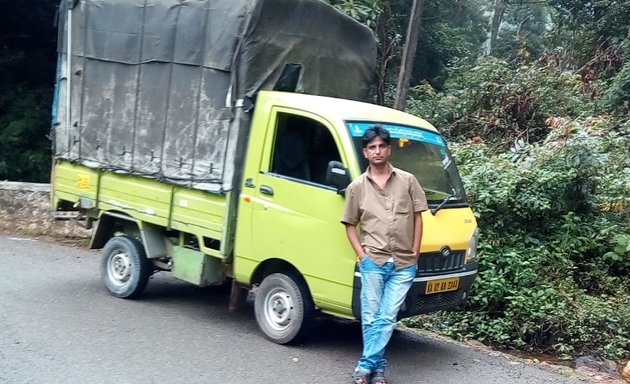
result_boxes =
[341,182,363,261]
[412,212,423,254]
[409,174,427,254]
[345,224,365,262]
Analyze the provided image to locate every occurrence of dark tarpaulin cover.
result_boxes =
[53,0,376,193]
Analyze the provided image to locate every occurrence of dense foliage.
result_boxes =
[406,58,593,148]
[0,0,57,182]
[327,0,487,103]
[401,41,630,361]
[406,115,630,359]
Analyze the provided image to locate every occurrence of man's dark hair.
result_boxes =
[362,125,391,148]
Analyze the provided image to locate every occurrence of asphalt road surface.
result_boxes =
[0,235,585,384]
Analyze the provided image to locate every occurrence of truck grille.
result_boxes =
[417,250,465,273]
[415,291,461,310]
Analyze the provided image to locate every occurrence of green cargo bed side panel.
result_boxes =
[171,188,226,238]
[97,172,172,227]
[53,160,229,252]
[53,161,99,208]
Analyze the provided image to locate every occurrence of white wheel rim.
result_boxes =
[263,287,295,332]
[108,251,131,286]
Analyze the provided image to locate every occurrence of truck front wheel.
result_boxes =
[254,273,314,344]
[101,236,152,299]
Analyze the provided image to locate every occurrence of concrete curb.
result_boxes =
[0,181,50,192]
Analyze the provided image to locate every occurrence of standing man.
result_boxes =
[342,125,428,384]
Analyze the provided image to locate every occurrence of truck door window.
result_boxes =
[270,113,341,187]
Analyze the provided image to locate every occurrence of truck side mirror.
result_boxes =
[326,161,351,195]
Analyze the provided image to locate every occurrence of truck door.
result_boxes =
[249,109,355,316]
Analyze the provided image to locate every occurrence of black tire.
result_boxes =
[254,273,314,344]
[100,236,152,299]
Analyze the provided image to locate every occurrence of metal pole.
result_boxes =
[66,3,73,143]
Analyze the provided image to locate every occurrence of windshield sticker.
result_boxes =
[347,122,445,147]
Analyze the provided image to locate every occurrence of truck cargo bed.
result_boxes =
[52,160,231,259]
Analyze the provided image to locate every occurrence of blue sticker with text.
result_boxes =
[347,122,445,147]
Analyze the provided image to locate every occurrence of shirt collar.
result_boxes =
[366,163,395,181]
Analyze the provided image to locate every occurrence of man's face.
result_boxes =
[363,136,391,166]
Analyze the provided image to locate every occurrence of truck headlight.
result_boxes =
[466,227,479,263]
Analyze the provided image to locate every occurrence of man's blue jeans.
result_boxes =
[357,256,417,373]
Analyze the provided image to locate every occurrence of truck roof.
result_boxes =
[259,91,439,133]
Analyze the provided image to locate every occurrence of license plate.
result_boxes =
[425,277,459,294]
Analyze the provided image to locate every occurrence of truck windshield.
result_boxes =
[346,121,467,204]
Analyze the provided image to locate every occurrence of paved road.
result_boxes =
[0,235,584,384]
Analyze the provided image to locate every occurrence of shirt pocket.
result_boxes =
[395,198,411,214]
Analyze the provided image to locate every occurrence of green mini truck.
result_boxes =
[52,0,479,344]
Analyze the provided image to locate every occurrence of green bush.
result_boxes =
[602,61,630,114]
[0,86,51,182]
[407,118,630,360]
[406,57,593,148]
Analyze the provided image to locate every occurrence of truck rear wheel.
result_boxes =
[254,273,314,344]
[101,236,152,299]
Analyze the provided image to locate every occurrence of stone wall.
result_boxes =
[0,181,90,241]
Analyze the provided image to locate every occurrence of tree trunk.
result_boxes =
[488,0,507,55]
[393,0,425,111]
[375,4,396,106]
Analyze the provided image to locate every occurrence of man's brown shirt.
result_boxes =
[341,165,429,270]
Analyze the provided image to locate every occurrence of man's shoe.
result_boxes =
[371,370,387,384]
[352,369,371,384]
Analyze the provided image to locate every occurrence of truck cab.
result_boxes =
[234,91,478,342]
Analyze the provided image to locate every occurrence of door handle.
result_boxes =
[260,185,274,196]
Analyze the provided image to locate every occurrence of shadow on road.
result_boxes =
[132,273,444,356]
[55,270,441,353]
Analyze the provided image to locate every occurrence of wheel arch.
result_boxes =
[250,259,313,299]
[90,211,167,259]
